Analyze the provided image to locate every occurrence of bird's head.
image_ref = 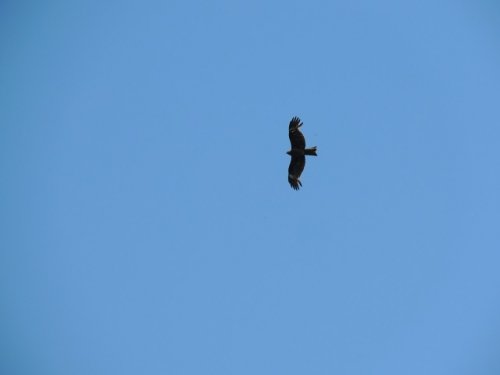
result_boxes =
[286,150,292,156]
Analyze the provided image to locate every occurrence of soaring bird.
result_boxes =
[286,116,317,190]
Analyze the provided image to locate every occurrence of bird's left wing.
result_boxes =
[289,116,306,149]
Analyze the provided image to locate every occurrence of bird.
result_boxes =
[286,116,317,190]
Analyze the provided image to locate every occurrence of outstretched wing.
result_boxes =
[288,154,305,190]
[289,116,306,150]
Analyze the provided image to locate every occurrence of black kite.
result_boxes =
[286,116,317,190]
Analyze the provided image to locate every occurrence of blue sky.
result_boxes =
[2,1,500,374]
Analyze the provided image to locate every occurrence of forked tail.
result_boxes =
[305,146,317,156]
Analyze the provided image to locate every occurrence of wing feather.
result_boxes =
[288,155,305,190]
[289,116,306,150]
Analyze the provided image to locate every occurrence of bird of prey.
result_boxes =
[286,116,317,190]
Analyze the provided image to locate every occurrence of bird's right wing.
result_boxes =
[288,155,305,190]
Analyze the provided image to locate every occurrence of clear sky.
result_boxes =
[2,1,500,374]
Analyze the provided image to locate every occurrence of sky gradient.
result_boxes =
[2,1,500,374]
